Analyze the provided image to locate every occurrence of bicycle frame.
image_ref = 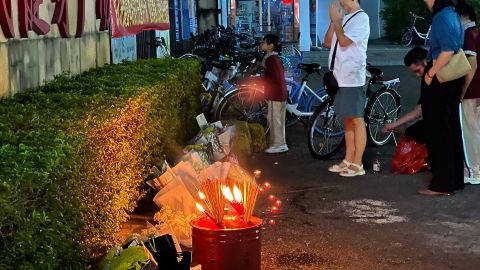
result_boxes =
[412,26,431,45]
[286,79,327,117]
[410,15,431,45]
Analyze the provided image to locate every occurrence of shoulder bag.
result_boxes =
[436,49,472,83]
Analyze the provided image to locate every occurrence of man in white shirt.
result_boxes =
[324,0,370,177]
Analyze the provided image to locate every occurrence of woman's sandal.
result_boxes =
[339,163,366,177]
[328,160,352,173]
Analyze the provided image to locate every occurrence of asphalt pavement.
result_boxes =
[244,65,480,270]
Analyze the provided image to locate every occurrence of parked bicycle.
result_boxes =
[199,51,262,121]
[285,64,328,127]
[215,63,328,129]
[307,65,401,160]
[401,11,431,47]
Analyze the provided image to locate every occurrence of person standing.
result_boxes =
[324,0,370,177]
[418,0,465,196]
[260,34,289,154]
[456,0,480,184]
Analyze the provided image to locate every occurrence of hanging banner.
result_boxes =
[110,0,170,38]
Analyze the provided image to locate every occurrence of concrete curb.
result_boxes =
[301,45,412,67]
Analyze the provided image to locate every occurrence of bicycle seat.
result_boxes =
[297,63,321,74]
[367,66,383,80]
[240,42,258,49]
[211,60,236,70]
[378,76,401,85]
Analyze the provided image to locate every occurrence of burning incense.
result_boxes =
[198,179,225,225]
[241,171,260,223]
[222,185,245,215]
[196,203,216,223]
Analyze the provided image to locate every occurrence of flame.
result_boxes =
[196,203,205,212]
[198,191,206,200]
[222,186,234,202]
[233,185,243,202]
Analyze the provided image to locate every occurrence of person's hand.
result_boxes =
[329,3,343,24]
[424,73,433,85]
[383,123,397,133]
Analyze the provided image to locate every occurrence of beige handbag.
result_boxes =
[436,49,472,83]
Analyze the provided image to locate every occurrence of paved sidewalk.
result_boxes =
[302,39,414,67]
[243,65,480,269]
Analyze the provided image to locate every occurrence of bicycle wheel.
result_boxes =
[400,30,413,47]
[179,53,199,59]
[307,99,345,160]
[366,89,400,146]
[215,87,268,128]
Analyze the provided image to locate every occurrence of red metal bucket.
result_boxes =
[190,216,263,270]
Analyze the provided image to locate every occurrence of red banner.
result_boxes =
[110,0,170,38]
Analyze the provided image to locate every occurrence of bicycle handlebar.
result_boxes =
[409,11,425,20]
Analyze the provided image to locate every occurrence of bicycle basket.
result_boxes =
[287,55,304,77]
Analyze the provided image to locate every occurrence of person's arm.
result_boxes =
[425,51,454,82]
[332,21,354,47]
[323,23,334,49]
[425,16,459,84]
[383,105,422,132]
[461,55,477,100]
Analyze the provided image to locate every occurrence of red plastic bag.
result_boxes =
[391,136,428,174]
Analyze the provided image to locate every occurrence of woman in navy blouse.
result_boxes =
[418,0,465,196]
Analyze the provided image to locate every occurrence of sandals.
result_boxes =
[339,163,366,177]
[328,160,352,173]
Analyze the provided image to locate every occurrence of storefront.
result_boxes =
[228,0,384,50]
[230,0,299,42]
[169,0,198,53]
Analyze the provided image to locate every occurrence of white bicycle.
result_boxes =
[401,12,431,47]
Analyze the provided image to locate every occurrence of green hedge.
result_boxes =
[0,58,202,269]
[382,0,480,43]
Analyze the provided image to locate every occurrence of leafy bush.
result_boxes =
[0,58,202,269]
[472,1,480,20]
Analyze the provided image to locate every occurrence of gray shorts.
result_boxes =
[333,86,366,119]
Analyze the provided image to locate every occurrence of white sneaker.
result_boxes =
[265,144,289,154]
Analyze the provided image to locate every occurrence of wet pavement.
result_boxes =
[122,65,480,269]
[245,66,480,269]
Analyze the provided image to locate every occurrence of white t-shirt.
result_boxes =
[328,10,370,87]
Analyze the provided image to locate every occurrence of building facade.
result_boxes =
[226,0,385,50]
[0,0,110,97]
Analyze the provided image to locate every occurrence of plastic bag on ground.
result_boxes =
[391,136,428,174]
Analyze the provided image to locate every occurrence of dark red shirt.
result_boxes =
[463,26,480,99]
[263,55,288,101]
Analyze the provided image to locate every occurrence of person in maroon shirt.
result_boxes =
[457,0,480,184]
[260,34,289,153]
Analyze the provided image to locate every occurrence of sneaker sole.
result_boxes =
[339,170,366,177]
[265,149,289,154]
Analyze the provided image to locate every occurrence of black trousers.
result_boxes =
[405,120,426,145]
[421,65,464,193]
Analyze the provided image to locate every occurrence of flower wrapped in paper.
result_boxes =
[201,125,226,161]
[183,144,213,166]
[146,161,175,191]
